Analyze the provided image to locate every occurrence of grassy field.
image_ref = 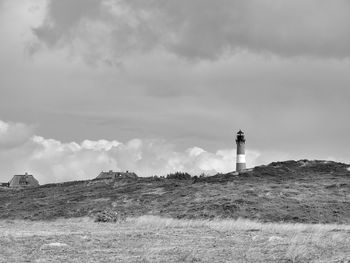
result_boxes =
[0,216,349,263]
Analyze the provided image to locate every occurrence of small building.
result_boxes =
[9,172,40,188]
[96,170,138,180]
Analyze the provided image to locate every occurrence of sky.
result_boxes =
[1,0,350,184]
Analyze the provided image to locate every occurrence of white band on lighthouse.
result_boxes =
[237,154,246,164]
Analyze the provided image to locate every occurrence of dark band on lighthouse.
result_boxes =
[236,130,246,172]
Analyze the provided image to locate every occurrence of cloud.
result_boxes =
[0,120,34,148]
[0,119,269,184]
[32,0,350,62]
[33,0,101,47]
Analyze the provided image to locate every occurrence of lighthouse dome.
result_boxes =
[236,130,246,143]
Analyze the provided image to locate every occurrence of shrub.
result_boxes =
[166,172,192,180]
[94,210,125,223]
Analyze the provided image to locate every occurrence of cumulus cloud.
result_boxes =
[0,120,34,148]
[0,119,267,184]
[32,0,350,62]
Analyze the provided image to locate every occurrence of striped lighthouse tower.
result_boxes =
[236,130,246,172]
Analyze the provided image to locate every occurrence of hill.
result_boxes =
[0,160,349,224]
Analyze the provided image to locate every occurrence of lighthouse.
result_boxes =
[236,130,246,172]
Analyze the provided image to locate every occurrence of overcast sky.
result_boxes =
[1,0,350,183]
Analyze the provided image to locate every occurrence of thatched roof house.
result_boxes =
[9,173,39,188]
[96,170,138,180]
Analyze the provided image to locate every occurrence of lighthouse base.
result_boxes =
[236,163,246,172]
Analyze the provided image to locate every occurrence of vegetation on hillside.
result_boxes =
[0,160,349,224]
[166,172,192,180]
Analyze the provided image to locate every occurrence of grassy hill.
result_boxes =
[1,160,350,224]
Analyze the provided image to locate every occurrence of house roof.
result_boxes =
[9,173,40,187]
[96,170,138,180]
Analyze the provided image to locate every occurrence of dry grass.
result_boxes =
[0,216,349,263]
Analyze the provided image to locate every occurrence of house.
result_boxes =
[9,172,40,188]
[96,170,138,180]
